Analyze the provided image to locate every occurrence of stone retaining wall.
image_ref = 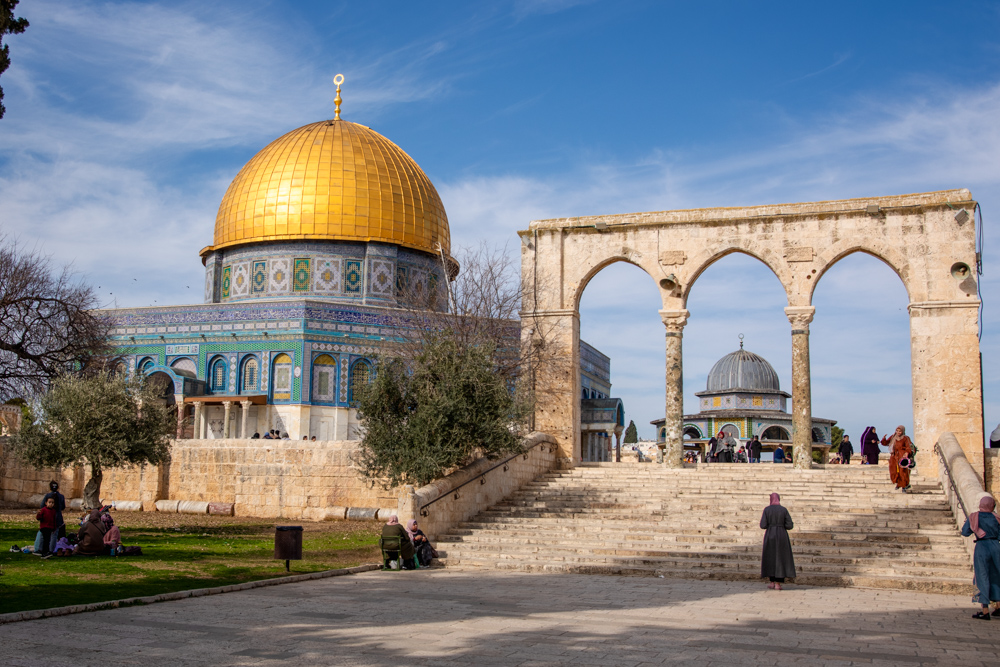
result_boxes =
[0,433,561,537]
[0,438,392,519]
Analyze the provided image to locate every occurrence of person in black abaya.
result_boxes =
[760,492,796,590]
[861,426,880,465]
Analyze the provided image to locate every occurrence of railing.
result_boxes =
[419,438,552,516]
[935,442,970,519]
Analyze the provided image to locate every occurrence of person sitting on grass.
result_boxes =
[102,513,121,554]
[53,535,74,557]
[35,496,58,558]
[381,515,415,570]
[75,510,107,556]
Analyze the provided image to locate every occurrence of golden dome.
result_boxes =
[203,119,450,259]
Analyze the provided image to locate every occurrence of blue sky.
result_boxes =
[0,0,998,442]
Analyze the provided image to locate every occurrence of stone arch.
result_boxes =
[683,425,702,440]
[521,190,982,472]
[761,425,790,441]
[146,371,177,407]
[571,256,662,312]
[810,245,913,304]
[683,246,790,306]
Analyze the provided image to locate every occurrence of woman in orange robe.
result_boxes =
[882,425,914,492]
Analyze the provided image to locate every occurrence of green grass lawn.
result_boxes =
[0,511,381,615]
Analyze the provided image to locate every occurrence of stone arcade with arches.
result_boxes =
[520,189,983,474]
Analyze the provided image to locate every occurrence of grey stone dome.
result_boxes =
[705,347,780,393]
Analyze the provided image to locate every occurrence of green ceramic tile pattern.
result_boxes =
[344,260,362,294]
[221,266,231,299]
[251,261,267,294]
[293,258,311,292]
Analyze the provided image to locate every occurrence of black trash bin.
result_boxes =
[274,526,303,571]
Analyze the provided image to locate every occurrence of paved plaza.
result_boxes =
[0,569,996,666]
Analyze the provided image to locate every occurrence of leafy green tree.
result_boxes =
[0,0,29,119]
[831,425,844,450]
[624,420,637,444]
[354,334,531,489]
[11,370,173,508]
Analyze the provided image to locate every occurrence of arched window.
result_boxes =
[209,357,227,392]
[312,354,337,403]
[683,426,702,440]
[812,427,825,443]
[271,353,292,401]
[170,357,197,378]
[762,425,790,441]
[113,361,127,377]
[241,357,259,393]
[349,359,372,404]
[138,357,154,374]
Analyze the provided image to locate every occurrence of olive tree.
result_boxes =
[354,335,530,489]
[11,370,173,508]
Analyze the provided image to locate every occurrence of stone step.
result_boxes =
[441,553,970,580]
[438,550,971,577]
[435,464,969,594]
[440,533,966,553]
[438,559,974,595]
[473,514,960,534]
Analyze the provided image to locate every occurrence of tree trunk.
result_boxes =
[83,466,103,509]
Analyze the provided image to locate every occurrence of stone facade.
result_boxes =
[520,190,983,474]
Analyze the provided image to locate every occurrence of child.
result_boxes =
[35,496,58,557]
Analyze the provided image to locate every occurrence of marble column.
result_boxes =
[240,400,251,439]
[222,401,233,438]
[659,309,689,468]
[785,306,816,470]
[174,395,185,439]
[193,402,203,441]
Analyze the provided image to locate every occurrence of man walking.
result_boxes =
[750,436,762,463]
[838,435,854,465]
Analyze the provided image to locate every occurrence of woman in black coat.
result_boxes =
[760,492,796,590]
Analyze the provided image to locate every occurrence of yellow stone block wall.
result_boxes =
[1,438,393,517]
[985,449,999,496]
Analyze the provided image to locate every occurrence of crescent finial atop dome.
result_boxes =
[333,73,344,120]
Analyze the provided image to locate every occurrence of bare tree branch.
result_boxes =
[0,235,113,401]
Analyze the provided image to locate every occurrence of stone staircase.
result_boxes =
[436,463,974,594]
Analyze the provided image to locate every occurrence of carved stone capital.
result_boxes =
[240,400,252,409]
[784,306,816,332]
[659,309,690,335]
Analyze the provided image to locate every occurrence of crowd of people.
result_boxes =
[18,481,134,558]
[380,514,436,570]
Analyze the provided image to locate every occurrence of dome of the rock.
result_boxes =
[705,347,781,393]
[202,119,451,260]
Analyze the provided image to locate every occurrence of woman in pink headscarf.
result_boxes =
[882,425,914,492]
[381,515,415,570]
[962,495,1000,619]
[760,493,796,590]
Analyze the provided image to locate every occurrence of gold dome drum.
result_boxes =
[205,119,451,258]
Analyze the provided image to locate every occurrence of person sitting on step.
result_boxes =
[407,519,436,567]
